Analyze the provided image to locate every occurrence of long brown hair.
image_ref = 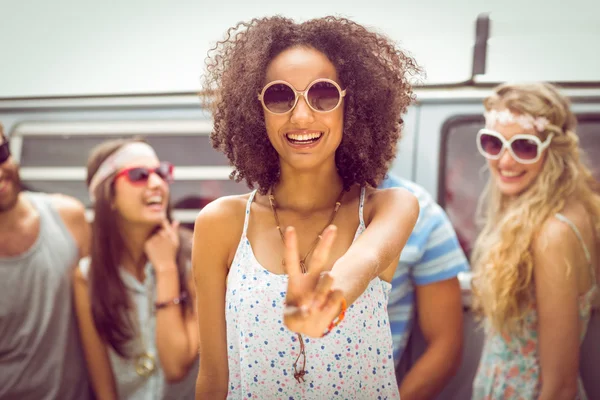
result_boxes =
[85,137,193,357]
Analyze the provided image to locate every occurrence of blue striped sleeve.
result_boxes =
[413,206,470,285]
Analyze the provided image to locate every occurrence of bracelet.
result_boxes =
[321,297,347,337]
[155,292,188,310]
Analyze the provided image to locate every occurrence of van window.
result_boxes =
[13,122,250,226]
[21,179,246,209]
[19,134,230,167]
[440,114,600,258]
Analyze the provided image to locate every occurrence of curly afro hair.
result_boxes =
[202,15,421,194]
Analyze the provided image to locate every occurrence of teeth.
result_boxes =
[146,195,163,205]
[500,170,522,177]
[286,132,322,141]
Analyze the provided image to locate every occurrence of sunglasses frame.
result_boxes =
[0,141,10,164]
[257,78,347,115]
[476,128,554,165]
[114,161,174,185]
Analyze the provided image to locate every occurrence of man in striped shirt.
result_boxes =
[381,173,469,400]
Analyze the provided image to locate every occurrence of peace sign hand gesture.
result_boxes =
[282,225,346,338]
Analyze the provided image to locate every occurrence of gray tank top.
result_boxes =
[78,259,198,400]
[0,192,91,400]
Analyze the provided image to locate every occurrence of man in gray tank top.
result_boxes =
[0,125,92,399]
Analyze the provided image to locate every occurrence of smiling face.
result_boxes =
[262,46,345,171]
[111,156,170,227]
[486,121,548,197]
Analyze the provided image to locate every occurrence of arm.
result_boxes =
[534,218,582,400]
[399,278,463,399]
[193,198,241,399]
[154,268,199,382]
[52,194,91,258]
[147,222,199,382]
[73,267,119,400]
[331,187,419,305]
[399,207,467,399]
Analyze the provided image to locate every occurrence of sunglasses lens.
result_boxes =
[263,83,296,113]
[307,81,341,111]
[479,133,504,156]
[127,167,150,183]
[511,138,539,161]
[0,142,10,164]
[156,162,173,181]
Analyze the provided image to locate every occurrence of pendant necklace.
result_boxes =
[268,187,345,382]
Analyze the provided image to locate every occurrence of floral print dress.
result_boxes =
[472,213,597,400]
[225,188,399,400]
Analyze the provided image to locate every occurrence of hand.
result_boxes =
[144,220,180,271]
[282,225,346,338]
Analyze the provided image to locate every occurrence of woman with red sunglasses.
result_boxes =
[471,82,600,400]
[193,16,421,400]
[73,138,199,399]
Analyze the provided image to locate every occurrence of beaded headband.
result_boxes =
[484,109,550,132]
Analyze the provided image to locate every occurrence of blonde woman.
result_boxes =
[471,82,599,400]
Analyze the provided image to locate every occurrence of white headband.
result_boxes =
[88,142,158,203]
[484,109,550,132]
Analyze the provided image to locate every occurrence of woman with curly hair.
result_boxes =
[193,16,420,399]
[471,82,600,400]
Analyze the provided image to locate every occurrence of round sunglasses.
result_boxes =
[476,129,554,164]
[114,161,174,185]
[0,141,10,164]
[257,78,346,114]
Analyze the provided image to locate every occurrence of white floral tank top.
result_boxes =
[225,188,400,400]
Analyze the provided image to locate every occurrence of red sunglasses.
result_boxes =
[114,162,174,185]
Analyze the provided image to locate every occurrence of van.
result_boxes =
[1,12,598,399]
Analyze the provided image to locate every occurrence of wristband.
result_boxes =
[321,296,347,337]
[155,291,188,310]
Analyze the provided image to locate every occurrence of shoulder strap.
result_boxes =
[555,213,593,279]
[25,191,71,240]
[358,186,366,227]
[242,190,258,237]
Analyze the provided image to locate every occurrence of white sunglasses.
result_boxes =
[476,129,554,164]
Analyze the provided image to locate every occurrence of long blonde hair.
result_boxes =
[471,82,600,334]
